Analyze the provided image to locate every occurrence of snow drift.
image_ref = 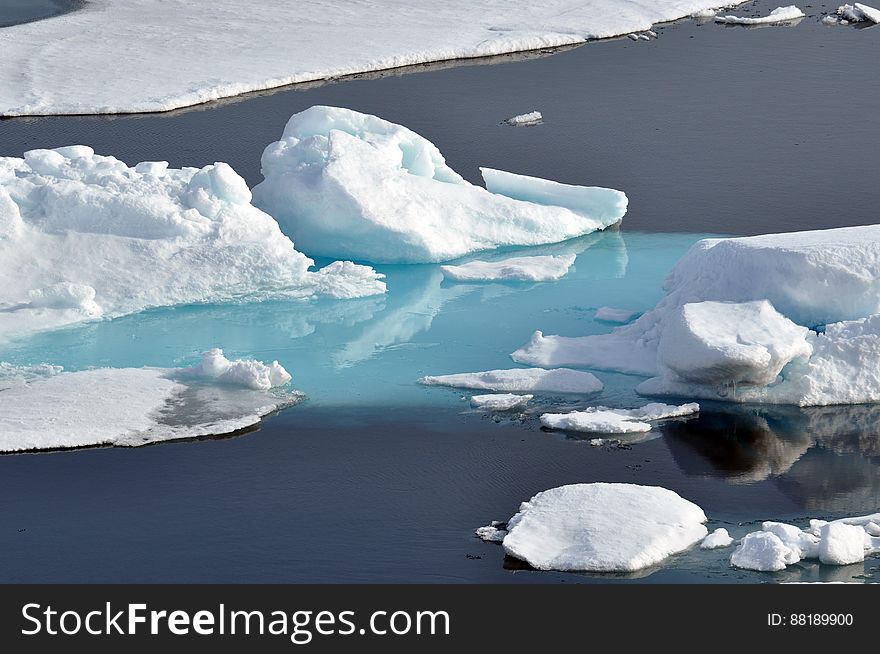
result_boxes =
[252,106,627,263]
[0,146,385,341]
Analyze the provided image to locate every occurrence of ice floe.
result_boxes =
[514,226,880,406]
[539,402,698,433]
[504,111,543,126]
[0,1,748,116]
[594,306,640,323]
[0,146,385,341]
[470,394,533,411]
[475,522,508,543]
[700,528,734,549]
[440,254,576,282]
[0,350,299,452]
[420,367,603,393]
[835,3,880,22]
[252,106,627,263]
[730,514,880,571]
[483,483,707,572]
[715,5,805,25]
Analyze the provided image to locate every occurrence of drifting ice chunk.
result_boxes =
[730,532,792,572]
[470,393,532,411]
[656,301,812,386]
[0,351,299,452]
[504,111,542,126]
[181,348,291,391]
[700,528,734,550]
[497,483,707,572]
[539,402,698,434]
[252,106,627,263]
[819,523,866,565]
[595,306,639,324]
[715,6,805,24]
[420,368,603,393]
[440,254,575,282]
[837,3,880,22]
[475,522,508,542]
[0,147,385,341]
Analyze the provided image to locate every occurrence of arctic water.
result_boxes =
[0,1,878,582]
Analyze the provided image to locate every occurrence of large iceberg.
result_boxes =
[513,226,880,406]
[0,1,747,116]
[0,146,385,341]
[252,106,627,263]
[480,483,707,572]
[0,349,299,452]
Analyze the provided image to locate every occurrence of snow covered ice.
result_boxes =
[700,528,734,549]
[470,394,533,411]
[539,402,698,434]
[835,3,880,22]
[252,106,627,263]
[419,368,603,393]
[484,483,707,572]
[513,226,880,406]
[0,350,299,452]
[715,6,805,25]
[440,255,576,282]
[504,111,543,126]
[0,1,748,116]
[0,146,385,341]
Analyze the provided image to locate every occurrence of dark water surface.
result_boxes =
[0,0,81,27]
[1,1,879,582]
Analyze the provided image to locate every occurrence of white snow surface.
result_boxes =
[539,402,698,433]
[252,106,627,263]
[1,1,747,116]
[475,522,509,542]
[470,393,533,411]
[731,514,880,571]
[440,254,576,282]
[498,483,708,572]
[0,350,299,452]
[715,5,805,24]
[513,226,880,406]
[701,528,734,549]
[0,146,385,341]
[837,3,880,21]
[420,367,603,393]
[505,111,543,126]
[594,306,640,323]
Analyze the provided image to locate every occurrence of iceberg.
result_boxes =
[539,402,698,434]
[419,367,603,393]
[504,111,543,126]
[700,528,734,549]
[486,483,707,572]
[715,5,805,24]
[251,106,627,263]
[0,350,299,452]
[470,393,533,411]
[514,226,880,406]
[440,254,576,282]
[0,146,385,341]
[0,1,749,116]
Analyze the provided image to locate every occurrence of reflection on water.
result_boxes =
[663,405,880,514]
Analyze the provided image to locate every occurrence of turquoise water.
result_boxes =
[0,231,705,410]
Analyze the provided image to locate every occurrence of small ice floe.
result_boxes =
[700,528,734,550]
[253,106,627,263]
[504,111,543,126]
[594,306,639,324]
[470,393,533,411]
[475,521,508,542]
[0,350,299,453]
[420,367,603,393]
[822,14,840,24]
[836,3,880,22]
[626,32,654,41]
[481,483,707,572]
[730,514,880,571]
[440,254,575,282]
[715,5,805,25]
[539,402,699,434]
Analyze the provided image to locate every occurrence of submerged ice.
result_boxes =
[0,146,385,341]
[419,367,603,393]
[252,106,627,263]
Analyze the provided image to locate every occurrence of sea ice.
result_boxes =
[253,107,627,263]
[0,1,748,116]
[0,146,385,341]
[495,483,707,572]
[819,523,866,565]
[837,3,880,22]
[700,528,734,549]
[594,306,639,323]
[715,5,805,24]
[470,393,533,411]
[440,254,576,282]
[504,111,543,126]
[539,402,698,433]
[0,350,299,452]
[475,522,508,542]
[730,532,792,572]
[420,368,603,393]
